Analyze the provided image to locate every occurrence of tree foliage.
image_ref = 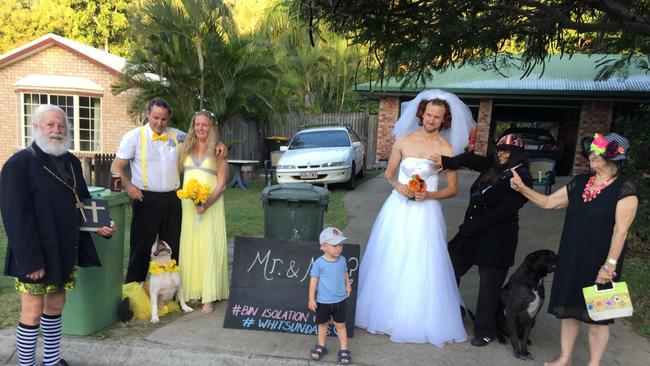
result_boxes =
[67,0,134,56]
[0,0,72,54]
[112,0,289,130]
[226,0,276,34]
[290,0,650,81]
[253,3,369,112]
[0,0,134,56]
[613,106,650,251]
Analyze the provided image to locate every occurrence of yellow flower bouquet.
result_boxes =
[177,178,211,221]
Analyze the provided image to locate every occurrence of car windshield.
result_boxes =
[520,132,554,142]
[289,130,350,149]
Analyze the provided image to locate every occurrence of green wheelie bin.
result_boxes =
[261,183,329,242]
[62,187,129,336]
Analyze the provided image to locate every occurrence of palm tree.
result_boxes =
[136,0,233,110]
[253,4,367,113]
[113,0,289,128]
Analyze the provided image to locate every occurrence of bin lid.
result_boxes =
[86,186,130,205]
[264,136,288,141]
[87,186,110,198]
[261,183,329,205]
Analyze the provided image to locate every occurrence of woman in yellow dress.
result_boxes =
[177,110,229,314]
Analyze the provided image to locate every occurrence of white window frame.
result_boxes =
[20,92,103,153]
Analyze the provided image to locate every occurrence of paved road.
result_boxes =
[1,171,648,365]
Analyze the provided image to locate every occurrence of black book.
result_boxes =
[80,199,111,232]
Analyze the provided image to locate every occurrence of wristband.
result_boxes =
[606,258,617,265]
[600,265,617,277]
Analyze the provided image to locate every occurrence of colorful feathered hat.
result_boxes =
[581,132,629,161]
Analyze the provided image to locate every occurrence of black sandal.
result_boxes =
[338,350,352,365]
[310,344,328,361]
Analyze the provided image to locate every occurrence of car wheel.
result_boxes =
[346,163,357,190]
[357,161,365,178]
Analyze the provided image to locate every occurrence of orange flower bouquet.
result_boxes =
[407,174,427,200]
[177,178,211,221]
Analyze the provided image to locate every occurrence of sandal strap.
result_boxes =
[338,349,352,364]
[311,344,327,353]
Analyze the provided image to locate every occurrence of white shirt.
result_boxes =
[115,123,187,192]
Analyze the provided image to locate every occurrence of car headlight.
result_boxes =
[277,164,296,169]
[322,161,344,167]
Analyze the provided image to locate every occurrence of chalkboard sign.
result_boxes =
[224,236,360,337]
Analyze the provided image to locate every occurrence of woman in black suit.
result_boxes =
[433,133,533,347]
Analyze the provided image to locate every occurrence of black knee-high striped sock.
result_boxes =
[40,313,62,366]
[16,322,38,366]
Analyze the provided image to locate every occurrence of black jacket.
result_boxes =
[443,152,533,269]
[1,143,101,284]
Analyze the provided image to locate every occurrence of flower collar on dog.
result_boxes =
[148,259,180,275]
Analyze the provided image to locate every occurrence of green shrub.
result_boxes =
[614,105,650,252]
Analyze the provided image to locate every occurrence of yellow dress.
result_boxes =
[178,155,229,302]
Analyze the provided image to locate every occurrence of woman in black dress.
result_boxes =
[510,133,638,366]
[433,133,533,347]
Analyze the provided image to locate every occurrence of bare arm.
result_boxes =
[596,195,638,284]
[111,157,143,201]
[197,156,229,215]
[345,272,352,297]
[385,139,414,199]
[308,277,318,312]
[215,141,229,159]
[510,169,568,209]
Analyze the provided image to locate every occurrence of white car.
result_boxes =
[276,126,365,188]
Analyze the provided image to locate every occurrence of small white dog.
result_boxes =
[148,240,193,323]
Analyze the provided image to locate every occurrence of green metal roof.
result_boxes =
[356,54,650,100]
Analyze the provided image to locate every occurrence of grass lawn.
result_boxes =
[0,173,377,329]
[622,255,650,337]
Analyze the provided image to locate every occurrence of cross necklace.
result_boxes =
[42,164,88,222]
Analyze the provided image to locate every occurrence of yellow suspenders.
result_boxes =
[140,126,178,190]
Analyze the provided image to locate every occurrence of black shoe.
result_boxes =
[471,335,494,347]
[117,298,133,322]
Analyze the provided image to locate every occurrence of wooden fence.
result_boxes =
[221,113,378,169]
[82,153,117,189]
[82,113,379,185]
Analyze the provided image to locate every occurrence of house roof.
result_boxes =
[0,33,126,75]
[356,54,650,100]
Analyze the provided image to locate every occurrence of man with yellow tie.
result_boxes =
[111,98,227,283]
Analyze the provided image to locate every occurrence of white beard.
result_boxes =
[33,128,71,156]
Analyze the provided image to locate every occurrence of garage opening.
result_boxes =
[489,101,581,176]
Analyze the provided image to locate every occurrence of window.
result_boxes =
[289,130,351,149]
[22,93,101,152]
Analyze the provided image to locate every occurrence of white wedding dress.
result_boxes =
[355,157,467,347]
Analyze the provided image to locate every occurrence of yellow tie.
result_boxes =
[152,133,168,142]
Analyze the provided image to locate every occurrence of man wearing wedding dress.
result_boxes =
[355,89,475,347]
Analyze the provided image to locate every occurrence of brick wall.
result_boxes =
[0,46,138,168]
[473,98,493,156]
[572,101,614,175]
[375,96,400,163]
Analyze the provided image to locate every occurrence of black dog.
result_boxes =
[497,249,556,360]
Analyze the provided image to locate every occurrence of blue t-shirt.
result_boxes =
[310,255,348,304]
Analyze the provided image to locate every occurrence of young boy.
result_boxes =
[308,227,353,365]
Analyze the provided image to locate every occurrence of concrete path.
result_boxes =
[1,171,648,365]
